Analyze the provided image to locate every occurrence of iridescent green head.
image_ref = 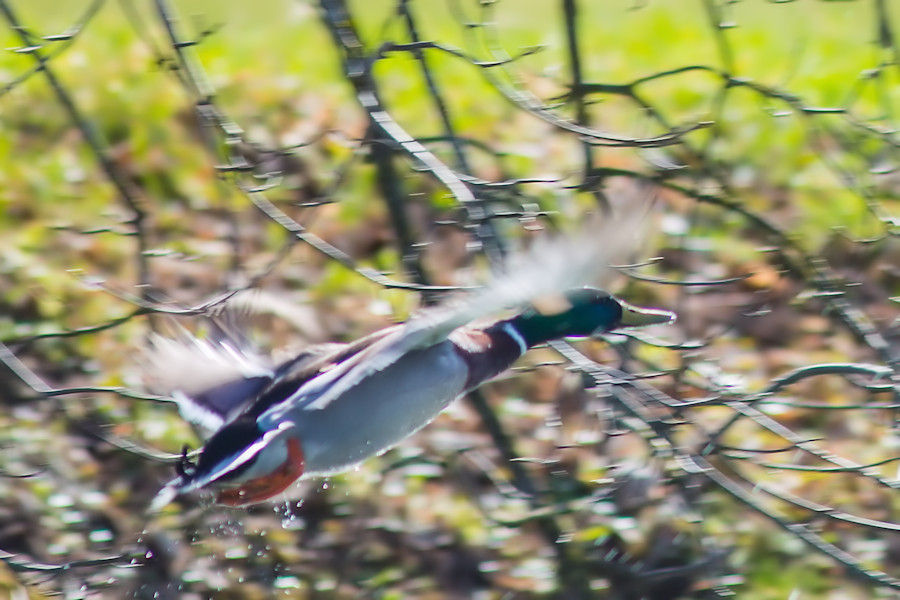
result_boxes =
[511,288,675,348]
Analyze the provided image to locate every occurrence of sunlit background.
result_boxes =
[0,1,897,598]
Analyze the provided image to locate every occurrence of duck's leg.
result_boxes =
[217,438,305,506]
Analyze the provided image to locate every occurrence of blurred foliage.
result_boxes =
[0,0,897,599]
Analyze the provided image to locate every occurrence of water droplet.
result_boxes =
[224,546,248,560]
[281,515,305,530]
[47,543,67,556]
[88,528,114,543]
[48,493,74,508]
[274,575,301,589]
[61,510,86,525]
[181,569,203,583]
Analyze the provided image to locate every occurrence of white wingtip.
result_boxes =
[144,333,273,399]
[275,213,651,415]
[413,212,648,337]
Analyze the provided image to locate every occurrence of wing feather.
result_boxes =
[262,214,645,418]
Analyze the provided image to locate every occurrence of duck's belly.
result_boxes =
[297,341,468,474]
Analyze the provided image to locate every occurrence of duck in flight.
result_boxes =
[149,284,674,509]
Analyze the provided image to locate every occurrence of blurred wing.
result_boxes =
[145,334,275,433]
[171,382,270,433]
[147,333,356,433]
[267,213,646,416]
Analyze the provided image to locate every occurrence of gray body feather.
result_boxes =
[290,340,468,474]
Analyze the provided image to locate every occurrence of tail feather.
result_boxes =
[149,421,295,510]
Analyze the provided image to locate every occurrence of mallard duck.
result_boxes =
[149,285,674,509]
[148,219,677,508]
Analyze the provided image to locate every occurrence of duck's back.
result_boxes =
[293,340,469,475]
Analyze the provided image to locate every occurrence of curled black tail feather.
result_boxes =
[175,444,196,479]
[150,417,265,511]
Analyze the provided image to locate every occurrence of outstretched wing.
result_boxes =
[146,334,275,434]
[146,324,405,435]
[146,334,351,433]
[262,215,645,418]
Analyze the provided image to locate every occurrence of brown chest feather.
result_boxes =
[449,323,524,390]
